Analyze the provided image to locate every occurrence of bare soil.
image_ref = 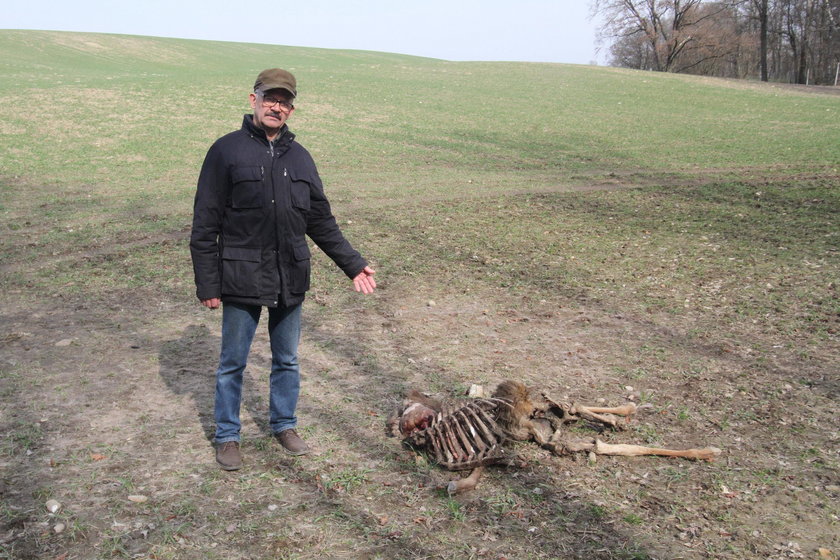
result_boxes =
[1,188,838,560]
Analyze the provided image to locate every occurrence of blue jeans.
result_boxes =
[214,301,302,443]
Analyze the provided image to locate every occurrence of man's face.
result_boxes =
[250,88,295,136]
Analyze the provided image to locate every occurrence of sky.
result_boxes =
[3,0,604,65]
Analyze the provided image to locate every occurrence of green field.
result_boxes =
[1,30,838,560]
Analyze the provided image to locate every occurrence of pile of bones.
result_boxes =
[387,380,721,494]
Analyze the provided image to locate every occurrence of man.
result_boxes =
[190,68,376,470]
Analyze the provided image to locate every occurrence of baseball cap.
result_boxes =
[254,68,297,98]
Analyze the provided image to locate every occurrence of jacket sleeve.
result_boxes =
[189,142,228,300]
[304,166,368,279]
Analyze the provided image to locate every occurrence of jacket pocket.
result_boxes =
[230,166,264,209]
[287,168,313,211]
[289,241,311,294]
[221,246,261,296]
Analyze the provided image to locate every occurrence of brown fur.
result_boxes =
[491,380,547,444]
[405,389,442,413]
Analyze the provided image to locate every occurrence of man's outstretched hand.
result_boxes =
[352,266,377,294]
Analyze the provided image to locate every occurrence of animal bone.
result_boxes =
[403,397,511,471]
[594,440,722,461]
[552,437,721,461]
[580,403,638,417]
[389,380,722,494]
[446,466,485,495]
[541,393,635,430]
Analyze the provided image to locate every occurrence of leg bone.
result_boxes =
[579,403,637,417]
[446,466,485,495]
[595,439,721,461]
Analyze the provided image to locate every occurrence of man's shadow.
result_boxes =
[158,323,273,443]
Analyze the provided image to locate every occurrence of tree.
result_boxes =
[594,0,737,71]
[593,0,840,84]
[752,0,770,80]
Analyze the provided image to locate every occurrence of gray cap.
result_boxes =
[253,68,297,97]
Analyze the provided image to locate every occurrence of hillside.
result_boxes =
[0,30,838,560]
[2,30,838,201]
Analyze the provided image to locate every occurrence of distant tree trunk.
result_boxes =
[799,39,809,82]
[783,0,809,83]
[754,0,770,80]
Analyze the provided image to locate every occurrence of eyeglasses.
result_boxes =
[259,95,294,111]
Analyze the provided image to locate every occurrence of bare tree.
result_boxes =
[594,0,736,71]
[593,0,840,83]
[673,2,746,75]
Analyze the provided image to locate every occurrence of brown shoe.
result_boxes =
[275,429,310,456]
[216,441,242,470]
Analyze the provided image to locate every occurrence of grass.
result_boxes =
[355,179,838,356]
[0,29,838,560]
[2,31,838,207]
[322,466,371,493]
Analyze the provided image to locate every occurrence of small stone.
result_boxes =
[53,522,65,534]
[267,504,278,511]
[588,452,597,464]
[55,339,73,347]
[427,300,436,307]
[467,384,484,398]
[127,495,148,503]
[45,499,61,513]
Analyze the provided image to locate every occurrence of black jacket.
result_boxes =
[190,115,367,308]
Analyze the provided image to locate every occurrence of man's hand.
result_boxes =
[352,266,377,294]
[201,298,221,309]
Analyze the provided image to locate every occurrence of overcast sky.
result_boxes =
[3,0,604,65]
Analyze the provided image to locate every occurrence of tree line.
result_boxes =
[592,0,840,85]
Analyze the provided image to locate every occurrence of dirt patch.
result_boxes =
[1,268,837,559]
[1,173,837,559]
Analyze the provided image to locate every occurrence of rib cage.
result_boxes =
[404,397,513,471]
